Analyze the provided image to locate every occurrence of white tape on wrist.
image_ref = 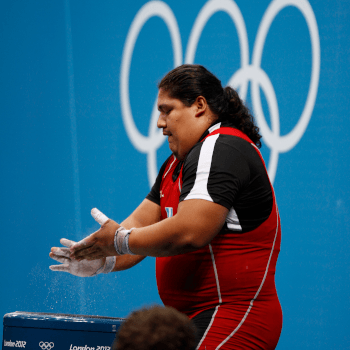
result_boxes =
[93,256,116,276]
[102,256,116,273]
[114,227,135,255]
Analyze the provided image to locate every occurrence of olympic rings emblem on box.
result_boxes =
[39,342,55,350]
[120,0,320,185]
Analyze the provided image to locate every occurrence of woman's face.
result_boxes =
[157,89,205,160]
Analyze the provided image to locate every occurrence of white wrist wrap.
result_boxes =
[114,227,135,255]
[102,256,116,273]
[93,256,116,276]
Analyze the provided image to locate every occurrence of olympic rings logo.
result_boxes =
[39,342,54,350]
[120,0,320,185]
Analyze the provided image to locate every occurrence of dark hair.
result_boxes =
[158,64,262,148]
[113,305,196,350]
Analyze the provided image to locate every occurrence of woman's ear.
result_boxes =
[194,96,207,118]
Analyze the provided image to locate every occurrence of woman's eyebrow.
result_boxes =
[157,104,169,112]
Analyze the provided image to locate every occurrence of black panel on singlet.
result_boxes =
[147,128,273,233]
[179,134,273,233]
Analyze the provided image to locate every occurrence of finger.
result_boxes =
[60,238,76,248]
[72,246,99,260]
[80,253,101,261]
[50,253,70,264]
[87,252,106,260]
[51,247,71,257]
[70,235,95,253]
[49,264,69,272]
[91,208,109,225]
[84,251,104,260]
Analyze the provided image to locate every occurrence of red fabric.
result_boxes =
[156,128,282,349]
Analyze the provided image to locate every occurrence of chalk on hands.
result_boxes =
[91,208,109,225]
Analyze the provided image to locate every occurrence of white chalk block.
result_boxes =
[91,208,109,225]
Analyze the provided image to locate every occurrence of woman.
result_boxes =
[51,64,282,349]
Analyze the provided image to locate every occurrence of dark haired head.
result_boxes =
[113,305,196,350]
[158,64,261,148]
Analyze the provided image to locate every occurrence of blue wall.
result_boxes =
[1,0,349,348]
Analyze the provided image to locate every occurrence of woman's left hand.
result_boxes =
[69,209,121,261]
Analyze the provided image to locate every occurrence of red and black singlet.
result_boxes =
[147,121,282,349]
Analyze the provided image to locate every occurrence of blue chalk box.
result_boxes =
[2,312,124,350]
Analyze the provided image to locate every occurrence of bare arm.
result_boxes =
[121,198,161,229]
[70,199,228,260]
[111,198,161,271]
[128,199,228,257]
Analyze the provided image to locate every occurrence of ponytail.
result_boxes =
[220,86,262,148]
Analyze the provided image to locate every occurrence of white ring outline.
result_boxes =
[185,0,250,102]
[120,0,320,185]
[251,0,320,153]
[185,0,249,68]
[120,1,182,186]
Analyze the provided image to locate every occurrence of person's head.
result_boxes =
[113,305,196,350]
[157,64,261,160]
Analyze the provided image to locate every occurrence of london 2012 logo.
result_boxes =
[120,0,320,185]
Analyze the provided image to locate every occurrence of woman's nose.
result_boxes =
[157,114,166,129]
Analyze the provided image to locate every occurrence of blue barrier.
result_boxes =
[2,312,123,350]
